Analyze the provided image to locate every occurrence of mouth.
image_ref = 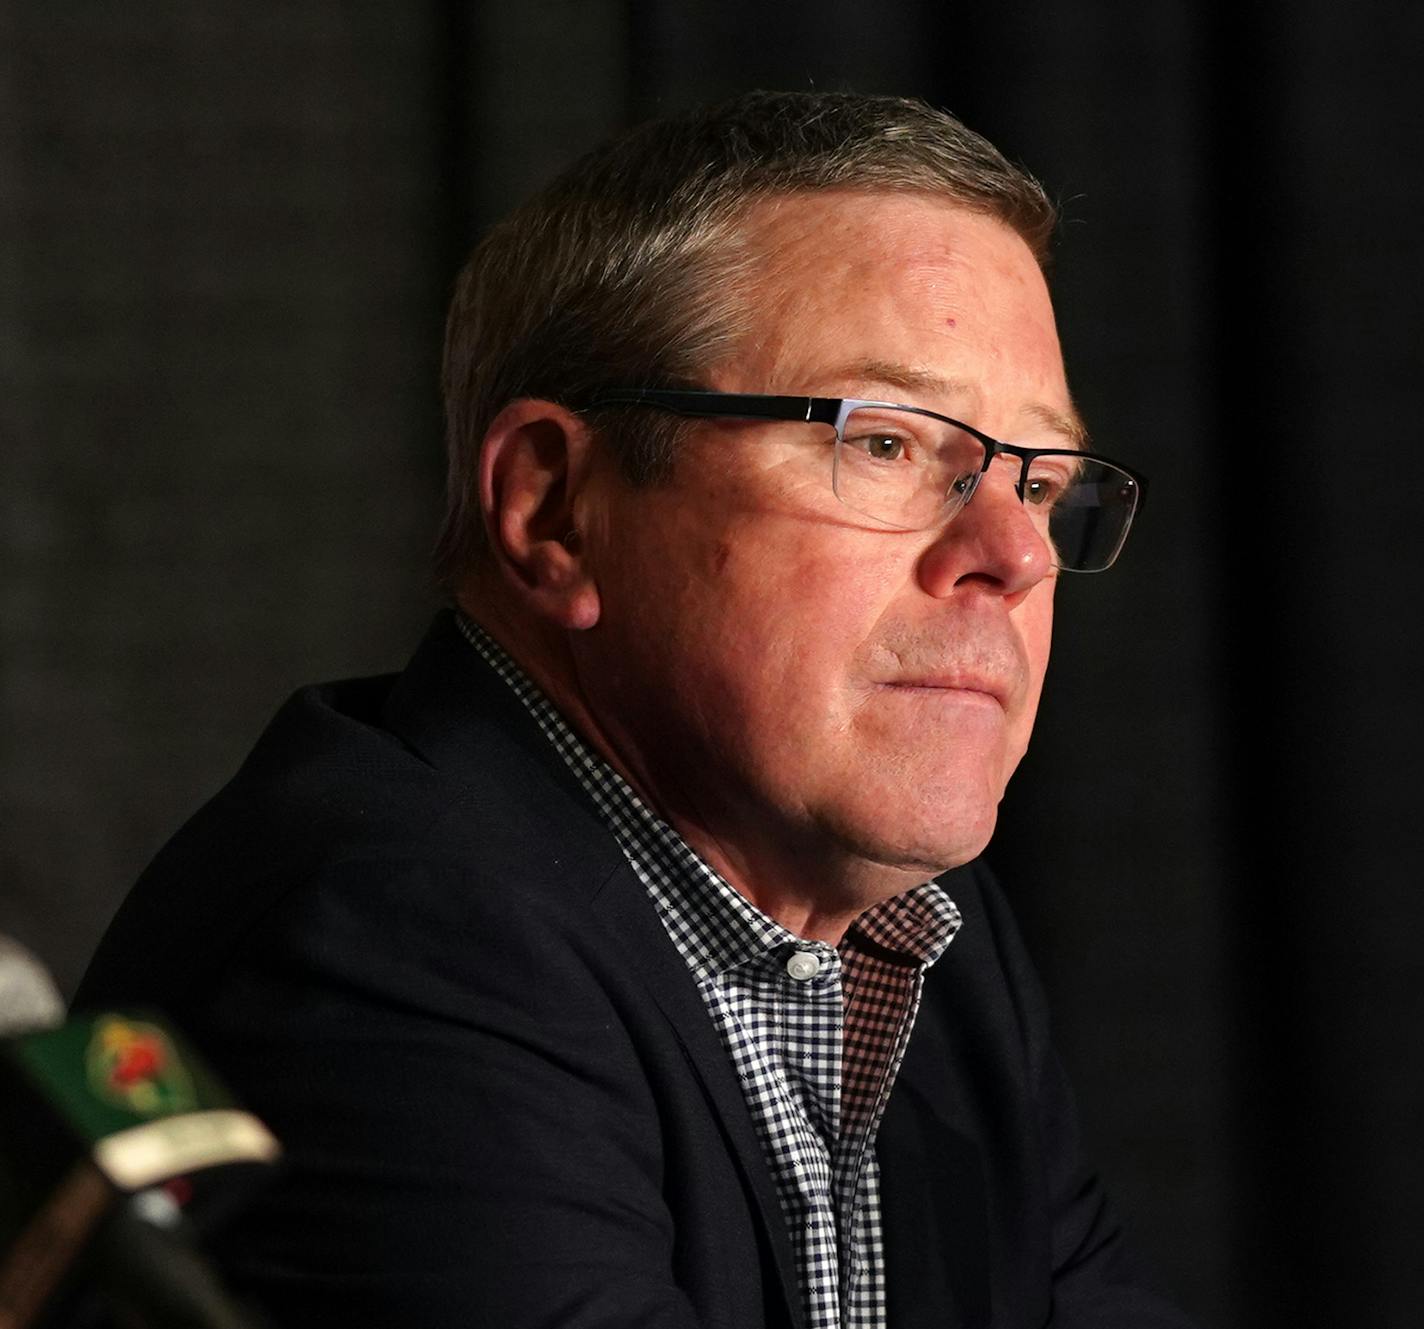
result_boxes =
[879,677,1010,706]
[866,629,1029,712]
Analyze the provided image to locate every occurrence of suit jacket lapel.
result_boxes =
[880,1027,991,1329]
[878,868,994,1329]
[381,613,801,1327]
[594,863,803,1327]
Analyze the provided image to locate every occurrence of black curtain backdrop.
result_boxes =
[3,5,1421,1327]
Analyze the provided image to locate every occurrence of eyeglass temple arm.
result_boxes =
[588,389,842,427]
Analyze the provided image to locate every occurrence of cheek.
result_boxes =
[592,474,921,730]
[1025,583,1055,684]
[707,553,873,700]
[685,530,904,745]
[1009,585,1055,752]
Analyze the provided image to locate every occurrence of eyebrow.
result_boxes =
[1022,402,1091,451]
[818,357,1091,450]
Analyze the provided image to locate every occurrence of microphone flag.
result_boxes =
[0,1011,279,1329]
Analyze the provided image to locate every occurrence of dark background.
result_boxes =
[3,4,1421,1326]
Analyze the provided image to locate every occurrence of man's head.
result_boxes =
[444,92,1089,937]
[436,90,1057,582]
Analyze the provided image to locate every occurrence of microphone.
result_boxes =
[0,938,63,1037]
[0,936,279,1329]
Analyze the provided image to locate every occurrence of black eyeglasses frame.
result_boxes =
[585,387,1147,571]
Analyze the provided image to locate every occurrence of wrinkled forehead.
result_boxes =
[707,191,1073,432]
[732,187,1048,287]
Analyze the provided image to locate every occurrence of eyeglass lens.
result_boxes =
[830,405,1138,572]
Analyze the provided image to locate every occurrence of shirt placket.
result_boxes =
[833,958,900,1314]
[772,940,845,1329]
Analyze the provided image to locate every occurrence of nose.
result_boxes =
[916,461,1054,601]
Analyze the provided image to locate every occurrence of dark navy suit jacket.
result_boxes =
[76,613,1194,1328]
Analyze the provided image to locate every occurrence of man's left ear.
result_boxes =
[477,398,602,631]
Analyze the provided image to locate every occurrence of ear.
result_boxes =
[477,399,602,630]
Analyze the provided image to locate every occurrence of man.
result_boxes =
[78,92,1191,1327]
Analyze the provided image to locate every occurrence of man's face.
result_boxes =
[572,193,1072,903]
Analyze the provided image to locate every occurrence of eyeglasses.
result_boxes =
[587,388,1147,573]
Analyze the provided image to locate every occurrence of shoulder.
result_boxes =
[75,615,626,1017]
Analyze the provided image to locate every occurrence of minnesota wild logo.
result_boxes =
[86,1016,197,1117]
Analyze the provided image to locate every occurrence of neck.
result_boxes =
[669,818,927,944]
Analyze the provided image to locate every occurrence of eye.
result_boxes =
[1023,457,1082,508]
[1023,476,1062,507]
[845,431,911,462]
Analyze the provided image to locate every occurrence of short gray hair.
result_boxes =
[436,90,1057,585]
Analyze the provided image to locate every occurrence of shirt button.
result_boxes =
[785,950,822,981]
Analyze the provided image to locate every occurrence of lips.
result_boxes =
[870,639,1027,708]
[866,614,1032,712]
[882,676,1011,706]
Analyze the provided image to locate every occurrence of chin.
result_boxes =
[824,795,1000,882]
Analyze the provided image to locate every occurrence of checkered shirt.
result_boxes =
[457,615,963,1328]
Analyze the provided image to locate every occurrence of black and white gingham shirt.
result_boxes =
[458,616,962,1328]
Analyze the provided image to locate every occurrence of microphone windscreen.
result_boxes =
[0,938,63,1037]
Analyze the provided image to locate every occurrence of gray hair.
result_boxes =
[436,89,1057,584]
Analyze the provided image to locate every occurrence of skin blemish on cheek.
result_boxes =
[945,316,957,328]
[713,542,731,574]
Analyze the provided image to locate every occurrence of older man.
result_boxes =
[78,92,1189,1328]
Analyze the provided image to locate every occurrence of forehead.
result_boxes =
[713,191,1071,431]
